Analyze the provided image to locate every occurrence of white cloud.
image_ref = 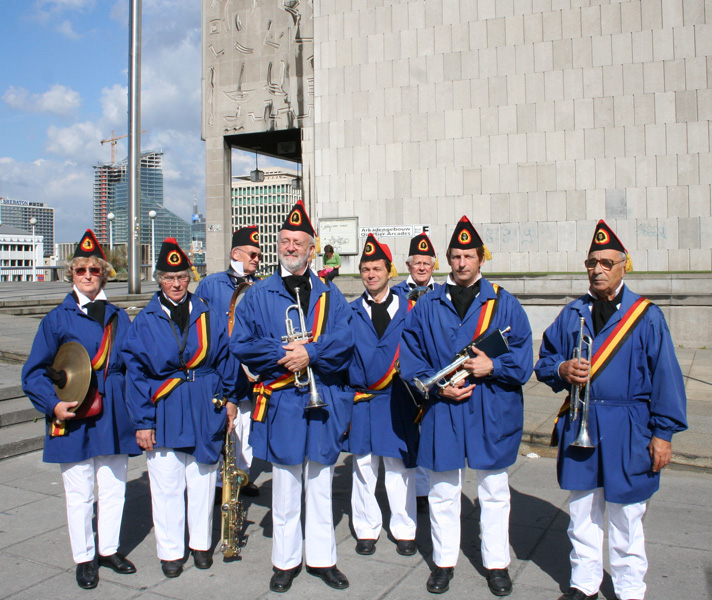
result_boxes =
[56,19,81,39]
[2,84,81,117]
[45,121,105,164]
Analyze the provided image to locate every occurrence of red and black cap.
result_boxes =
[361,234,398,277]
[589,219,633,271]
[73,229,107,261]
[361,233,392,264]
[155,237,200,280]
[409,232,436,258]
[448,216,492,260]
[231,225,260,249]
[281,200,315,237]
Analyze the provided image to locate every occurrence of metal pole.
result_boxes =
[127,0,142,293]
[149,210,157,273]
[30,218,37,282]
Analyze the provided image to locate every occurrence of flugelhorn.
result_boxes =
[413,326,511,399]
[568,316,595,448]
[281,286,327,409]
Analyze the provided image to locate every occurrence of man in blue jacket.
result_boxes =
[231,201,354,593]
[195,225,261,496]
[400,217,533,596]
[345,234,419,558]
[535,220,687,600]
[392,231,441,298]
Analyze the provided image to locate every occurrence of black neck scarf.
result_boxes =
[283,273,311,314]
[160,293,190,333]
[366,291,394,338]
[72,291,106,325]
[591,287,624,336]
[449,280,481,320]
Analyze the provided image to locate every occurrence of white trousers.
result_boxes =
[351,454,417,541]
[271,460,337,569]
[429,468,511,569]
[233,401,253,473]
[61,454,128,563]
[568,489,648,600]
[146,448,218,561]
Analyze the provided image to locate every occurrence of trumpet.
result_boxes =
[281,286,327,410]
[569,316,595,448]
[413,327,511,399]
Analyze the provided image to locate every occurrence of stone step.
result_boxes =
[0,385,25,401]
[0,420,45,460]
[0,397,42,427]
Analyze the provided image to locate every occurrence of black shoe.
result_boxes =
[355,538,376,555]
[396,539,417,556]
[161,559,183,578]
[486,568,512,596]
[306,565,350,590]
[192,549,213,569]
[558,588,598,600]
[242,481,260,497]
[417,495,429,514]
[426,566,454,594]
[270,564,301,592]
[98,552,136,574]
[76,561,99,589]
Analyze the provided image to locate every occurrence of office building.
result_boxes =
[0,198,54,258]
[232,167,302,274]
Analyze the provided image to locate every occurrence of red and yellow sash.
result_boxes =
[151,312,210,404]
[549,297,652,446]
[50,313,118,437]
[354,347,400,403]
[251,291,329,422]
[472,283,500,342]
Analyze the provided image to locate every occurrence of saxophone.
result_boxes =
[219,426,249,557]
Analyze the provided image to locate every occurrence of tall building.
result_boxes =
[202,1,712,274]
[93,151,191,254]
[191,192,206,264]
[232,167,302,274]
[0,198,55,257]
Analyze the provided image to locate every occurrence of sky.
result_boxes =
[0,0,266,244]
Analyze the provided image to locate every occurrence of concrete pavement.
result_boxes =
[1,450,710,600]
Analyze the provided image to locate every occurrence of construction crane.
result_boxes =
[100,130,146,163]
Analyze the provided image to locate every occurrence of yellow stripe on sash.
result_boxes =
[185,312,209,369]
[151,377,184,405]
[252,373,296,422]
[354,348,400,403]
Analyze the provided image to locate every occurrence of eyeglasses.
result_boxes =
[74,267,102,277]
[584,258,624,271]
[162,275,190,283]
[411,261,433,269]
[238,249,262,260]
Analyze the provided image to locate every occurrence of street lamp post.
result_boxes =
[148,210,157,273]
[29,217,37,282]
[107,212,115,253]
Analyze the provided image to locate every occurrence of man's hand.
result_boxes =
[649,436,672,473]
[136,429,156,451]
[278,341,310,373]
[53,401,78,420]
[559,357,590,385]
[226,402,238,435]
[463,346,494,378]
[439,378,476,401]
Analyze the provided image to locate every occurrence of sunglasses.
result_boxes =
[584,258,624,271]
[240,250,262,260]
[74,267,102,277]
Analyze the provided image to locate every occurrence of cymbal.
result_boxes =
[52,342,92,410]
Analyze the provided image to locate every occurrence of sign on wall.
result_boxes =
[358,225,430,238]
[319,218,359,255]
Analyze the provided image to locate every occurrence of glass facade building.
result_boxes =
[93,151,191,256]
